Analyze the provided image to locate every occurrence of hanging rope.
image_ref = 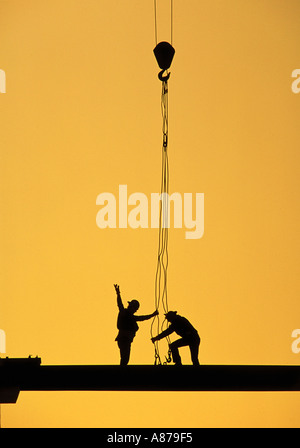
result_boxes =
[151,0,175,366]
[150,80,172,365]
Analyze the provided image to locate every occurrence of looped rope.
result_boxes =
[154,346,162,366]
[151,78,170,365]
[151,1,175,366]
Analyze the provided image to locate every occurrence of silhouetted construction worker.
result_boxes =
[114,284,158,366]
[151,311,200,366]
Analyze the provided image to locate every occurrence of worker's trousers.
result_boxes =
[169,333,200,366]
[117,339,132,366]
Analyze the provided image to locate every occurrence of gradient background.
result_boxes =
[1,0,300,427]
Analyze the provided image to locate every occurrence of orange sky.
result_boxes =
[1,0,300,427]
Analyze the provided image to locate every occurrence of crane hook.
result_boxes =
[164,349,172,364]
[158,69,171,82]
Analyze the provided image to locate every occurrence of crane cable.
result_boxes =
[154,0,174,46]
[151,0,174,366]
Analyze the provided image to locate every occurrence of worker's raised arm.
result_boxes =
[114,284,124,311]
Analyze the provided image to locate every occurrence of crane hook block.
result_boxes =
[153,41,175,71]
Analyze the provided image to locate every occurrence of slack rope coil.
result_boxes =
[150,80,172,365]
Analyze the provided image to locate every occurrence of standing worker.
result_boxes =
[151,311,200,366]
[114,284,158,365]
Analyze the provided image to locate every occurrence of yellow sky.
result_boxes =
[0,0,300,427]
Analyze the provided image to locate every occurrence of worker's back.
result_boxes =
[171,315,198,338]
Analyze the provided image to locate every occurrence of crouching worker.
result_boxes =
[114,284,158,365]
[151,311,200,366]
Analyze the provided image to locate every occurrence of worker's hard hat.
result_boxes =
[128,299,140,311]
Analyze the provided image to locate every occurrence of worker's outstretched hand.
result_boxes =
[153,310,159,317]
[114,284,120,295]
